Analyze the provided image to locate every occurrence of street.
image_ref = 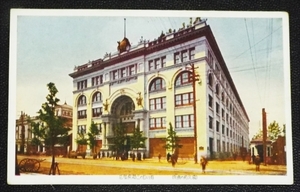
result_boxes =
[17,155,287,175]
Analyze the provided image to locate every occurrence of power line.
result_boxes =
[244,18,262,106]
[232,25,282,61]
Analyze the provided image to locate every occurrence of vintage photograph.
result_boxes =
[8,10,292,184]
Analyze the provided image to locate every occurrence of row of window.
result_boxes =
[149,114,194,129]
[78,107,103,119]
[209,116,244,141]
[78,124,102,134]
[208,74,241,118]
[216,140,241,153]
[77,47,196,91]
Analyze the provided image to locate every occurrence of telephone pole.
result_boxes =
[20,111,25,154]
[188,63,200,163]
[262,108,267,166]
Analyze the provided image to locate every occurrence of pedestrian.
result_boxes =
[132,153,136,162]
[200,156,208,173]
[171,154,176,167]
[158,153,161,162]
[167,152,171,162]
[254,155,261,171]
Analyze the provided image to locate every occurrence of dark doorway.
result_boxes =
[209,137,214,159]
[255,145,263,163]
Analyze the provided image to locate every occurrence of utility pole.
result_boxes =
[262,108,267,166]
[20,111,25,154]
[189,63,200,164]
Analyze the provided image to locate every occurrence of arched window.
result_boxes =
[78,95,86,105]
[149,77,166,92]
[208,73,213,87]
[175,71,192,86]
[92,92,102,103]
[216,84,220,96]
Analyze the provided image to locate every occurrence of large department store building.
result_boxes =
[69,18,250,160]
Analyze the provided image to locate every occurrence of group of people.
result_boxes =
[159,153,208,173]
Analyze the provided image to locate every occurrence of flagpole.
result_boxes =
[124,18,126,38]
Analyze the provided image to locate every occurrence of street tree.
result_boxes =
[252,120,283,142]
[268,121,282,142]
[130,126,147,153]
[252,129,262,140]
[111,122,126,155]
[30,82,70,175]
[162,123,182,154]
[87,121,100,157]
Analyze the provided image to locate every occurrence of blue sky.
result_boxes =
[13,11,288,139]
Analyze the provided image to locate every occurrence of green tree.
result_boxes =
[76,133,88,145]
[282,124,286,137]
[31,82,70,175]
[130,126,147,153]
[252,128,262,140]
[111,123,126,154]
[268,121,282,142]
[162,123,182,154]
[87,121,100,154]
[252,121,282,142]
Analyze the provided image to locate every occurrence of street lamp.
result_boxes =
[185,63,200,164]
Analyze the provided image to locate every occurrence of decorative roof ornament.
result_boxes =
[193,17,202,25]
[117,18,131,54]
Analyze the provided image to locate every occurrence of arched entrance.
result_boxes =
[110,95,136,152]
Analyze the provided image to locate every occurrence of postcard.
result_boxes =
[8,9,292,185]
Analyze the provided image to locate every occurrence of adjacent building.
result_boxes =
[15,102,73,155]
[69,18,250,160]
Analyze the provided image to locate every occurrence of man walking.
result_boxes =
[200,156,208,173]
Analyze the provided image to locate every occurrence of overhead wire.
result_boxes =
[244,18,262,106]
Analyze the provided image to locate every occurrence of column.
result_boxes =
[103,122,107,149]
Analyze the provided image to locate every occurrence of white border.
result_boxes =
[8,9,292,185]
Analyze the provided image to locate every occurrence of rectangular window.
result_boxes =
[175,114,194,128]
[78,110,87,119]
[209,116,213,129]
[208,95,213,108]
[174,52,180,64]
[226,113,229,122]
[216,121,219,132]
[217,140,220,152]
[121,68,126,78]
[129,65,135,75]
[226,128,229,136]
[150,117,166,129]
[78,125,86,134]
[227,142,229,152]
[155,58,161,69]
[189,48,195,60]
[216,102,220,114]
[92,107,102,117]
[161,56,166,68]
[182,50,188,62]
[222,125,225,134]
[149,60,154,71]
[175,92,193,106]
[92,75,103,86]
[77,80,87,90]
[222,141,225,152]
[112,70,118,80]
[222,109,225,118]
[230,130,232,138]
[149,99,155,110]
[149,97,166,110]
